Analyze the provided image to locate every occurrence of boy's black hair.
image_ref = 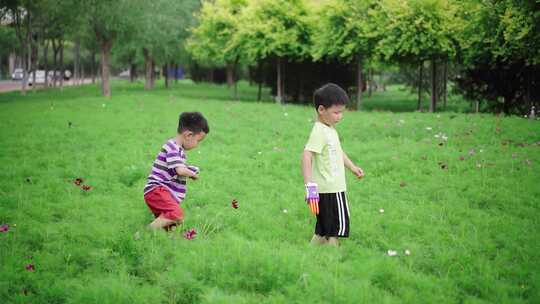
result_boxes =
[178,112,210,134]
[313,83,349,110]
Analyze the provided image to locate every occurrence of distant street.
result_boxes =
[0,79,93,93]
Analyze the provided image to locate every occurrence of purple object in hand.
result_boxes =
[305,182,319,203]
[187,165,199,174]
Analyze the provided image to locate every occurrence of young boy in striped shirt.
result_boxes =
[144,112,209,230]
[302,83,364,246]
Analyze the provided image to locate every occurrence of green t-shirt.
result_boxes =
[304,121,346,193]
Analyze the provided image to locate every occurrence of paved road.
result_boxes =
[0,80,22,93]
[0,79,93,93]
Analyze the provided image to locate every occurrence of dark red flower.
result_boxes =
[231,199,239,209]
[459,156,465,161]
[183,229,197,240]
[81,185,92,191]
[399,182,406,187]
[0,224,9,233]
[74,178,83,186]
[25,264,35,272]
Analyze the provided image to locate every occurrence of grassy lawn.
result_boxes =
[0,80,539,303]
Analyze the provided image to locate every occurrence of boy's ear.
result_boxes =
[317,105,326,114]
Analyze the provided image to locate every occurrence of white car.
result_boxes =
[28,70,46,86]
[11,68,24,80]
[118,69,130,78]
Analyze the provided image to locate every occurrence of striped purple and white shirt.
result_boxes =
[144,139,188,203]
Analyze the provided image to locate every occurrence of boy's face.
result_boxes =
[181,131,206,150]
[318,104,345,126]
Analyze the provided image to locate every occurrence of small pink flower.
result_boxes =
[183,229,197,240]
[459,156,465,161]
[469,149,476,155]
[25,264,35,272]
[81,185,92,191]
[0,224,9,233]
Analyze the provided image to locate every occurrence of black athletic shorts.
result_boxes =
[315,192,350,237]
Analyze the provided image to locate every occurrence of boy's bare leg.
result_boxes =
[310,234,327,245]
[327,237,339,246]
[148,216,177,230]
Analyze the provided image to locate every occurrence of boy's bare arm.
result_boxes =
[175,166,198,179]
[343,151,364,178]
[301,150,314,184]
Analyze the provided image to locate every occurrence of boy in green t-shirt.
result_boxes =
[301,83,364,246]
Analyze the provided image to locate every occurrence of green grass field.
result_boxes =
[1,80,539,303]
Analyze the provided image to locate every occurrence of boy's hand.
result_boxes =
[305,182,319,215]
[187,165,199,180]
[351,166,364,179]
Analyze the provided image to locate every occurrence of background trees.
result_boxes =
[454,0,540,114]
[0,0,537,114]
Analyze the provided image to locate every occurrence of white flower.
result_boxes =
[426,127,432,131]
[434,134,441,138]
[258,151,262,155]
[405,249,411,256]
[379,208,385,213]
[442,135,448,141]
[387,250,397,256]
[283,209,288,214]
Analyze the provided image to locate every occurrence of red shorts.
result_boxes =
[144,186,184,221]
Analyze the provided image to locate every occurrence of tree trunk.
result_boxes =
[233,57,239,100]
[52,40,59,88]
[30,36,38,92]
[91,50,96,84]
[59,40,64,90]
[163,64,169,89]
[257,62,262,101]
[81,63,84,84]
[356,57,363,110]
[503,96,512,114]
[276,57,282,104]
[417,62,423,111]
[43,40,49,87]
[368,67,373,98]
[129,63,136,82]
[22,11,32,95]
[74,38,80,85]
[430,59,437,113]
[226,63,234,88]
[443,61,447,109]
[174,63,179,83]
[100,40,112,98]
[143,48,154,90]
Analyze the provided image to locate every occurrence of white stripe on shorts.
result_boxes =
[344,193,350,217]
[337,192,345,236]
